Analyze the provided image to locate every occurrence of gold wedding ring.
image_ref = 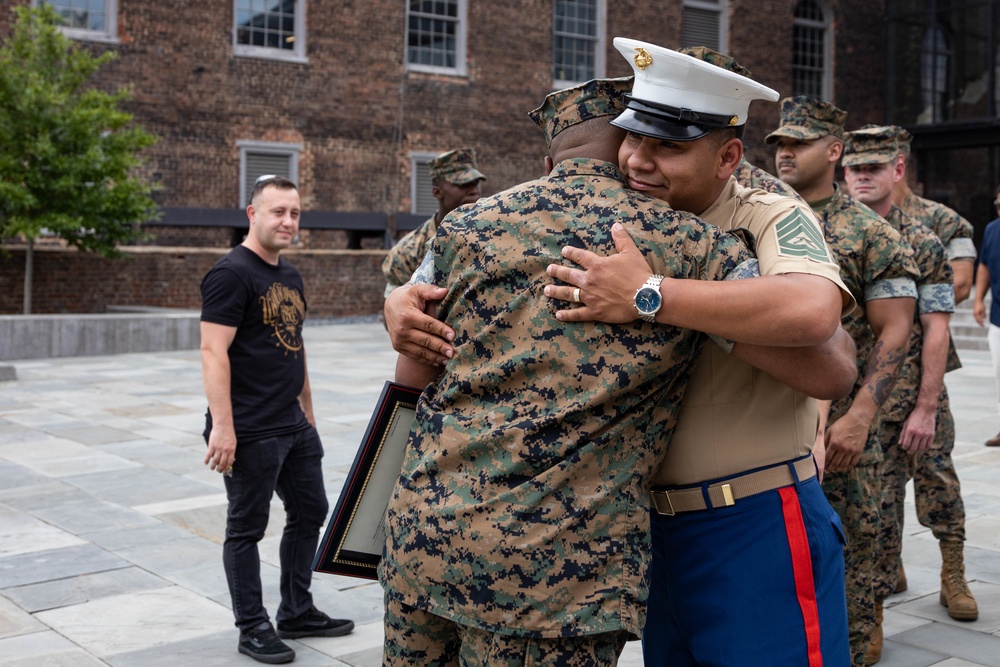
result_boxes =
[572,288,581,303]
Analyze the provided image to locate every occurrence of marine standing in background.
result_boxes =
[381,147,485,296]
[842,126,963,665]
[767,100,920,667]
[886,129,980,618]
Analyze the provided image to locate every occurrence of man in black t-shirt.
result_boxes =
[200,175,353,664]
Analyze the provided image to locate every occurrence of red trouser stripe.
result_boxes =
[779,485,824,667]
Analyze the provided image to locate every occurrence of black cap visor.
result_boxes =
[611,108,712,142]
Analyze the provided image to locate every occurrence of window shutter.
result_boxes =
[681,7,721,51]
[244,153,292,206]
[413,160,436,215]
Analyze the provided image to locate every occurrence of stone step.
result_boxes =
[951,294,988,351]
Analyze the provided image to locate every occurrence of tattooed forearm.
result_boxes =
[861,338,907,407]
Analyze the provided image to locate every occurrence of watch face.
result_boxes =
[635,287,662,314]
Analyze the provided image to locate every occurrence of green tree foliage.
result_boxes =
[0,3,159,258]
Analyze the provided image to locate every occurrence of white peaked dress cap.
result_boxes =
[611,37,780,141]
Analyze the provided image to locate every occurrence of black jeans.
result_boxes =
[222,425,329,631]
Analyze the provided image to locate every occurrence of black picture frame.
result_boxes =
[312,381,421,580]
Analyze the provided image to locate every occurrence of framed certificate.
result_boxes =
[312,380,421,580]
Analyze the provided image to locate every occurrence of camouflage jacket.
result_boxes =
[732,156,805,203]
[897,190,975,261]
[898,190,972,373]
[382,214,437,295]
[818,187,919,464]
[380,158,754,639]
[882,205,955,422]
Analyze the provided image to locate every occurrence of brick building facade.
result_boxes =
[1,0,891,314]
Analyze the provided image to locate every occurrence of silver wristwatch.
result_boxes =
[633,274,664,323]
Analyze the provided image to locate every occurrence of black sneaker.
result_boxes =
[238,621,295,664]
[276,606,355,639]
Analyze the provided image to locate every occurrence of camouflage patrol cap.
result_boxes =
[528,76,634,146]
[678,46,753,78]
[842,125,903,167]
[428,148,486,184]
[764,96,847,144]
[893,125,914,156]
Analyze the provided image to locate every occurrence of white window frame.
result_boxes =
[237,141,302,207]
[552,0,607,89]
[792,0,834,101]
[681,0,728,53]
[35,0,118,44]
[405,0,468,76]
[233,0,308,64]
[410,152,439,215]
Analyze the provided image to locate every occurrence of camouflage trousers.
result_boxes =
[822,463,880,667]
[383,594,631,667]
[875,389,965,601]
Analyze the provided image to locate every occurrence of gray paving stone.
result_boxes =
[31,498,159,537]
[43,424,144,446]
[0,630,108,666]
[2,566,171,613]
[0,461,49,491]
[0,323,996,666]
[892,621,1000,666]
[63,466,218,507]
[0,544,130,588]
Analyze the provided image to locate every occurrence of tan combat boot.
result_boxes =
[939,541,978,620]
[864,600,883,665]
[894,560,907,594]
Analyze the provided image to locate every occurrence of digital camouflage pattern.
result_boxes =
[379,158,754,639]
[765,96,847,143]
[893,128,976,262]
[815,186,918,667]
[898,190,976,262]
[731,156,804,202]
[875,390,964,602]
[382,214,436,294]
[880,205,954,422]
[893,190,969,558]
[428,147,486,185]
[821,464,881,667]
[842,126,905,168]
[906,392,964,542]
[874,206,959,611]
[819,186,919,465]
[898,189,971,374]
[383,595,630,667]
[528,77,632,146]
[677,45,753,77]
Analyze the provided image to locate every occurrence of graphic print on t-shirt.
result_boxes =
[260,282,305,355]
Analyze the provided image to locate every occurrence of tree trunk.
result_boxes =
[23,237,33,315]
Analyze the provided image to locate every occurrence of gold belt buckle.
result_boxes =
[654,490,676,516]
[721,483,735,507]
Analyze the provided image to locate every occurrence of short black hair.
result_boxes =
[250,175,297,205]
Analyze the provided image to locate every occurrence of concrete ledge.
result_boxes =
[0,310,200,361]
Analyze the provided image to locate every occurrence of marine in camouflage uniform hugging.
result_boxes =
[380,76,759,666]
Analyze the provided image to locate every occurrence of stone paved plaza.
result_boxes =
[1,321,1000,666]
